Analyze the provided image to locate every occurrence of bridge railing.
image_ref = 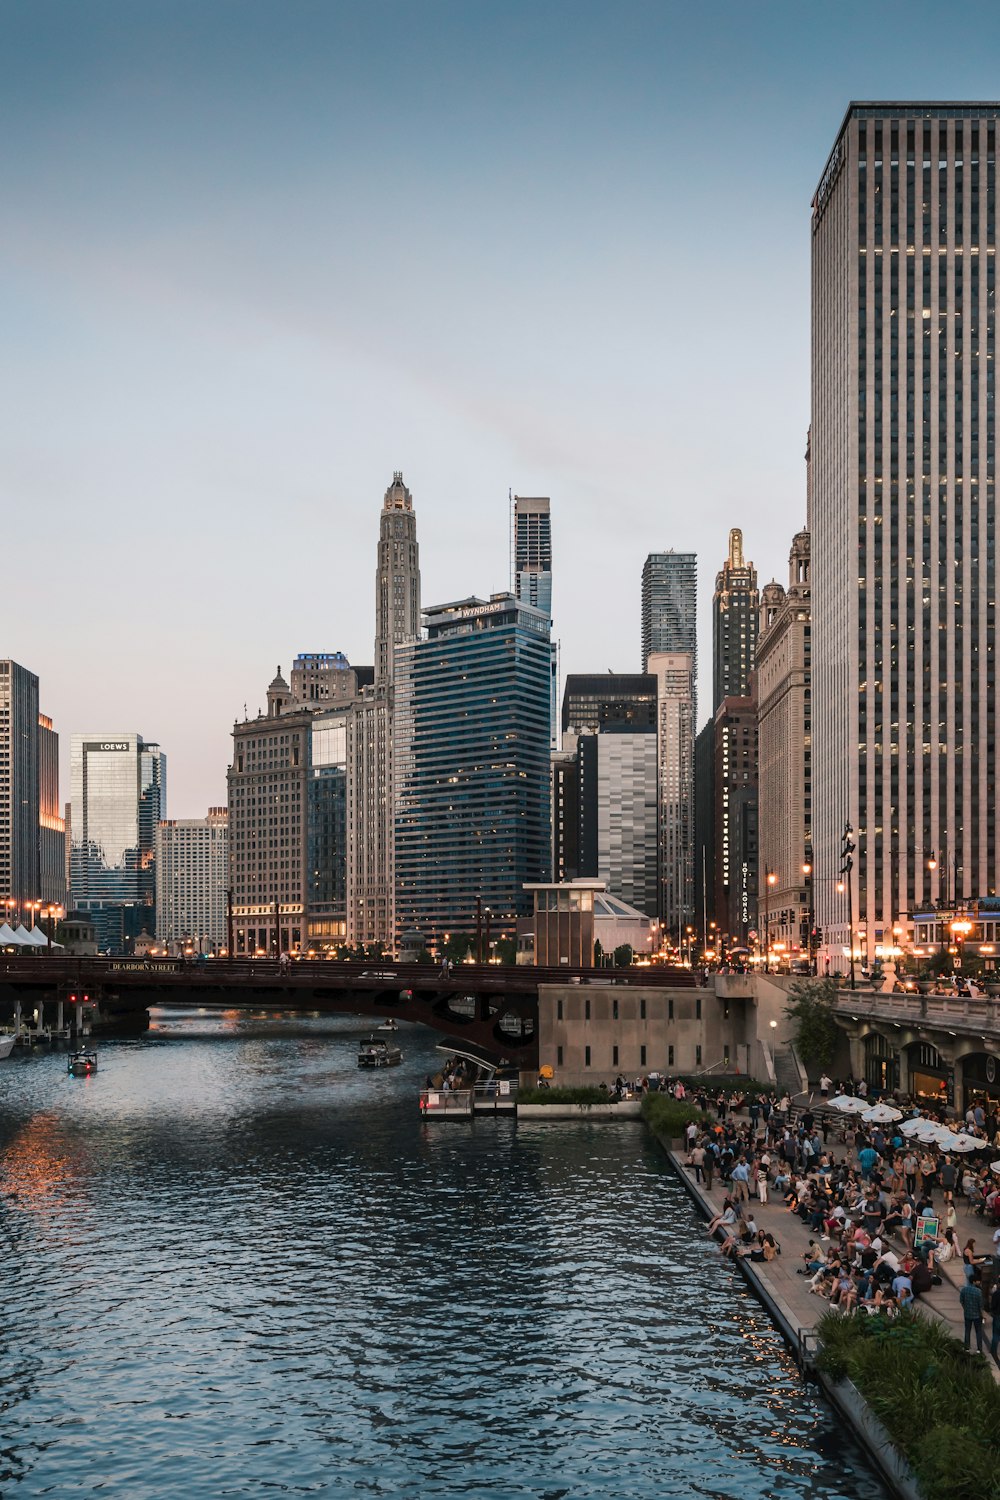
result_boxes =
[419,1089,474,1118]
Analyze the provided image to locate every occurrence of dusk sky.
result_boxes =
[5,1,1000,814]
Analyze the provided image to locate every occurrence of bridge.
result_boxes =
[0,956,696,1067]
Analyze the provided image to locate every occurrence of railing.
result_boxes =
[830,989,1000,1038]
[419,1089,474,1117]
[692,1058,734,1077]
[758,1038,777,1085]
[472,1079,518,1107]
[786,1041,811,1096]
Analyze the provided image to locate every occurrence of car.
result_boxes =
[360,970,398,980]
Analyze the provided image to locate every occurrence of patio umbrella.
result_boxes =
[945,1134,982,1153]
[828,1094,863,1112]
[915,1120,947,1142]
[900,1116,929,1136]
[834,1096,870,1114]
[990,1161,1000,1175]
[862,1102,903,1123]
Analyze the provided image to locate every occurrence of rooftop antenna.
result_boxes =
[509,488,514,595]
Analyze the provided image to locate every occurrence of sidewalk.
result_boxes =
[667,1147,1000,1379]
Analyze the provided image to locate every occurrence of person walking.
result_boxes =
[960,1271,985,1353]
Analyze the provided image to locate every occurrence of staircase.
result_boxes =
[773,1041,810,1102]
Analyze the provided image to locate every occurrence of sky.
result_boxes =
[5,0,1000,814]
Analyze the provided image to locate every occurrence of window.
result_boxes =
[668,1045,675,1067]
[640,1045,647,1067]
[695,1045,702,1066]
[585,999,591,1021]
[557,999,563,1021]
[584,1046,591,1068]
[612,1045,619,1066]
[668,998,674,1020]
[557,1045,563,1066]
[640,998,646,1020]
[696,996,702,1020]
[612,998,619,1020]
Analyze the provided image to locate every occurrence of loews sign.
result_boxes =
[85,741,132,752]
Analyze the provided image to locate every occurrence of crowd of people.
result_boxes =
[674,1079,1000,1361]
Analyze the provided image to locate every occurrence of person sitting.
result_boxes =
[706,1200,739,1236]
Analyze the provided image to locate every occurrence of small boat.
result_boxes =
[0,1034,15,1060]
[358,1036,402,1068]
[68,1049,98,1077]
[376,1018,399,1033]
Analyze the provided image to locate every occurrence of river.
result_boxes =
[0,1010,888,1498]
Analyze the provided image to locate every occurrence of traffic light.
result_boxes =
[811,927,822,951]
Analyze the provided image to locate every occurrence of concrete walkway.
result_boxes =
[666,1146,1000,1379]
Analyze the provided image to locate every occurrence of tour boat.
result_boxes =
[0,1034,15,1060]
[68,1049,98,1077]
[358,1036,402,1068]
[376,1018,399,1033]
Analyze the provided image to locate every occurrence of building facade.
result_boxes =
[394,594,552,949]
[155,808,228,952]
[649,651,695,942]
[641,551,697,701]
[812,102,1000,965]
[712,528,759,712]
[38,712,66,909]
[513,495,552,615]
[712,693,758,953]
[757,531,813,964]
[69,733,166,951]
[561,673,657,741]
[0,660,39,923]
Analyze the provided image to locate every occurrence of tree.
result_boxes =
[783,977,841,1076]
[415,947,434,966]
[613,943,634,969]
[494,936,517,966]
[444,932,473,963]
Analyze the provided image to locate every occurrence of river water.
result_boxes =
[0,1010,887,1498]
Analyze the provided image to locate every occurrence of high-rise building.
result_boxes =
[693,721,716,947]
[757,530,812,964]
[228,670,311,955]
[38,713,66,909]
[346,473,421,950]
[290,652,370,705]
[394,594,551,948]
[641,551,697,688]
[811,103,1000,962]
[0,660,39,921]
[69,733,166,951]
[308,708,350,949]
[712,528,759,712]
[513,496,552,615]
[155,809,228,952]
[712,693,758,951]
[561,673,657,741]
[648,651,695,941]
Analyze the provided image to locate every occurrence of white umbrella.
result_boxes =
[829,1095,869,1113]
[900,1116,929,1136]
[990,1161,1000,1175]
[915,1120,947,1142]
[946,1134,982,1154]
[862,1102,903,1123]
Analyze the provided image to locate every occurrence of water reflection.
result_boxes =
[0,1010,886,1498]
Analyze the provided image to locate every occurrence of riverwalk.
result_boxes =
[665,1144,1000,1381]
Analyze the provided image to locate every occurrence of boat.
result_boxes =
[358,1036,402,1068]
[68,1048,98,1077]
[0,1034,15,1060]
[376,1018,399,1033]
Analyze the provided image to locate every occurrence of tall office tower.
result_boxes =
[693,721,716,945]
[757,531,813,964]
[513,496,552,614]
[394,594,551,948]
[811,103,1000,962]
[513,496,557,748]
[561,673,657,741]
[0,661,39,921]
[228,670,312,956]
[374,472,421,690]
[38,713,66,908]
[70,733,166,951]
[308,707,350,950]
[155,809,228,952]
[641,551,697,684]
[712,528,759,712]
[712,694,759,951]
[648,652,695,942]
[346,475,421,950]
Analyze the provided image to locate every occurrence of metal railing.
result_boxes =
[830,988,1000,1039]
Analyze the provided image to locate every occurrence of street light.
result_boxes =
[802,859,815,973]
[763,868,777,972]
[840,822,856,990]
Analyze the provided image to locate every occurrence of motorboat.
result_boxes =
[68,1048,98,1077]
[358,1036,402,1068]
[0,1034,15,1060]
[376,1018,399,1033]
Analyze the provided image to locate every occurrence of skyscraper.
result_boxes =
[374,471,421,690]
[811,103,999,963]
[648,651,695,941]
[38,712,66,908]
[513,496,552,615]
[155,809,229,953]
[0,660,39,920]
[712,528,759,711]
[69,733,166,950]
[641,552,697,704]
[394,594,551,948]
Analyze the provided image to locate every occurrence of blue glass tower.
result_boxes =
[394,594,552,949]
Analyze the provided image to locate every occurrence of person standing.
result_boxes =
[731,1157,750,1205]
[960,1271,985,1353]
[757,1153,770,1205]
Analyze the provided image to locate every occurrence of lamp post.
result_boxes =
[763,868,776,972]
[840,822,856,990]
[951,918,972,974]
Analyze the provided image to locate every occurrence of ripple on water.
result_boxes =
[0,1013,886,1498]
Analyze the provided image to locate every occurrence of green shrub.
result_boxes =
[641,1093,709,1139]
[517,1087,611,1105]
[815,1310,1000,1500]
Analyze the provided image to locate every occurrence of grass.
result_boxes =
[816,1309,1000,1500]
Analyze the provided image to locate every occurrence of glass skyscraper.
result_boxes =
[394,594,552,948]
[641,551,697,689]
[69,734,166,951]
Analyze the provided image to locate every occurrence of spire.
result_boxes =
[267,666,290,717]
[383,471,413,513]
[728,527,744,569]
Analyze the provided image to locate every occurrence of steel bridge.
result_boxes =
[0,956,695,1067]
